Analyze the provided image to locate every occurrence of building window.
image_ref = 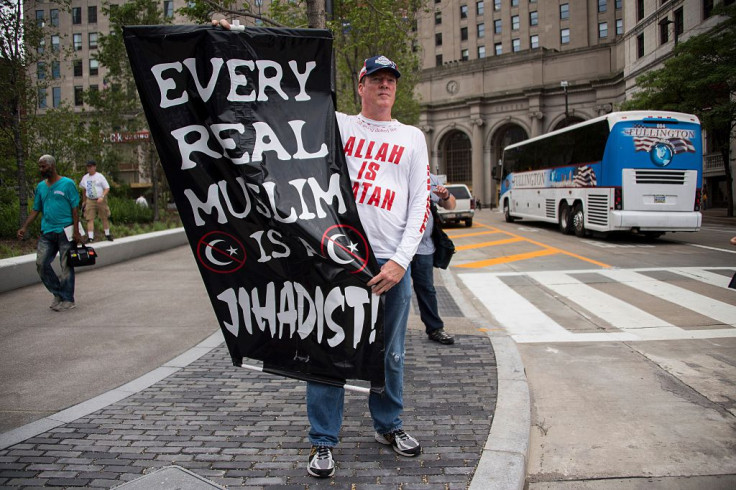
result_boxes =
[88,6,98,23]
[599,22,608,38]
[478,45,486,58]
[435,11,442,24]
[478,23,485,38]
[461,48,469,61]
[598,0,607,13]
[52,87,61,108]
[494,0,501,11]
[74,59,83,77]
[164,1,174,18]
[674,7,684,38]
[616,18,623,35]
[494,42,502,55]
[511,0,519,6]
[72,7,82,24]
[637,33,645,58]
[74,86,84,107]
[512,38,520,51]
[435,32,443,46]
[89,85,99,96]
[37,62,46,80]
[73,33,82,51]
[637,0,644,22]
[704,0,715,18]
[561,28,570,44]
[530,11,538,26]
[50,9,59,27]
[660,19,670,44]
[512,15,519,30]
[89,32,98,49]
[436,54,443,66]
[35,10,44,27]
[460,4,468,19]
[90,59,99,76]
[530,34,539,48]
[494,19,502,33]
[51,35,60,52]
[38,88,47,109]
[37,38,45,54]
[477,1,484,15]
[560,4,569,20]
[616,0,622,9]
[461,26,468,41]
[52,61,60,79]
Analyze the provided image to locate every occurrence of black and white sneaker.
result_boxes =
[375,429,421,457]
[307,445,335,478]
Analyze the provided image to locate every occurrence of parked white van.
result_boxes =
[437,184,475,227]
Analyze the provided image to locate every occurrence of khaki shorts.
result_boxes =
[84,198,110,221]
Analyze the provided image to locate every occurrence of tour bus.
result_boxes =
[500,111,702,238]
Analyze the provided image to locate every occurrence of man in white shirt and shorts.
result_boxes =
[79,160,113,242]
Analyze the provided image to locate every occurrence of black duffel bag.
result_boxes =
[430,202,455,269]
[68,243,97,267]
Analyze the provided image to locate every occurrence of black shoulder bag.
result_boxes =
[430,202,455,269]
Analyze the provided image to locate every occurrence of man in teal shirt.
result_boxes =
[18,155,82,311]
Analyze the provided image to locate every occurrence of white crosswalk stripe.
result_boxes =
[459,267,736,343]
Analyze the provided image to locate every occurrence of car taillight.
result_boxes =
[694,188,701,211]
[471,198,476,210]
[614,187,622,210]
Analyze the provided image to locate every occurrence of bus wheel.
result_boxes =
[572,203,586,237]
[558,205,573,234]
[504,202,515,223]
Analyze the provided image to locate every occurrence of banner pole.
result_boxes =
[240,364,371,394]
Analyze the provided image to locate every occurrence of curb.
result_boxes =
[0,227,188,294]
[440,268,530,490]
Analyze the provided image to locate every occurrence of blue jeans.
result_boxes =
[307,258,412,447]
[410,253,443,334]
[36,232,75,302]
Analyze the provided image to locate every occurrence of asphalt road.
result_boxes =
[451,208,736,489]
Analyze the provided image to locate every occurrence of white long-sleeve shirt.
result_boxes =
[336,112,430,270]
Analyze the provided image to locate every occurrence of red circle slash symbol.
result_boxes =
[321,224,370,274]
[197,231,246,274]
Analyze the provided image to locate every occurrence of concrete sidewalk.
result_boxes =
[0,237,529,489]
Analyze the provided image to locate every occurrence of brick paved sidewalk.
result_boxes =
[0,327,496,489]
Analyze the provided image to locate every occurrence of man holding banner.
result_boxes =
[305,55,430,477]
[127,20,430,478]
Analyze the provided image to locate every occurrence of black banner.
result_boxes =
[123,25,385,387]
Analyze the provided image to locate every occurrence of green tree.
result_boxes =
[182,0,423,124]
[0,0,71,228]
[87,0,170,220]
[27,104,103,179]
[622,5,736,216]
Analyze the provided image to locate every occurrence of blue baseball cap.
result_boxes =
[358,55,401,82]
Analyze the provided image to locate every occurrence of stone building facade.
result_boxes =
[415,0,733,207]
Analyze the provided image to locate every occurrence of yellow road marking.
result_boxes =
[451,222,611,269]
[455,237,524,251]
[455,248,560,268]
[446,230,503,239]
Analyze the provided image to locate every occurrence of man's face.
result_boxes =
[38,161,53,179]
[358,70,397,110]
[87,165,96,175]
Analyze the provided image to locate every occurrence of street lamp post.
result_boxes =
[560,80,569,120]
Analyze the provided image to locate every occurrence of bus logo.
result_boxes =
[651,142,674,167]
[624,125,696,167]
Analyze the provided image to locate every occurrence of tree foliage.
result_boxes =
[182,0,423,124]
[622,5,736,214]
[87,0,170,132]
[0,0,74,228]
